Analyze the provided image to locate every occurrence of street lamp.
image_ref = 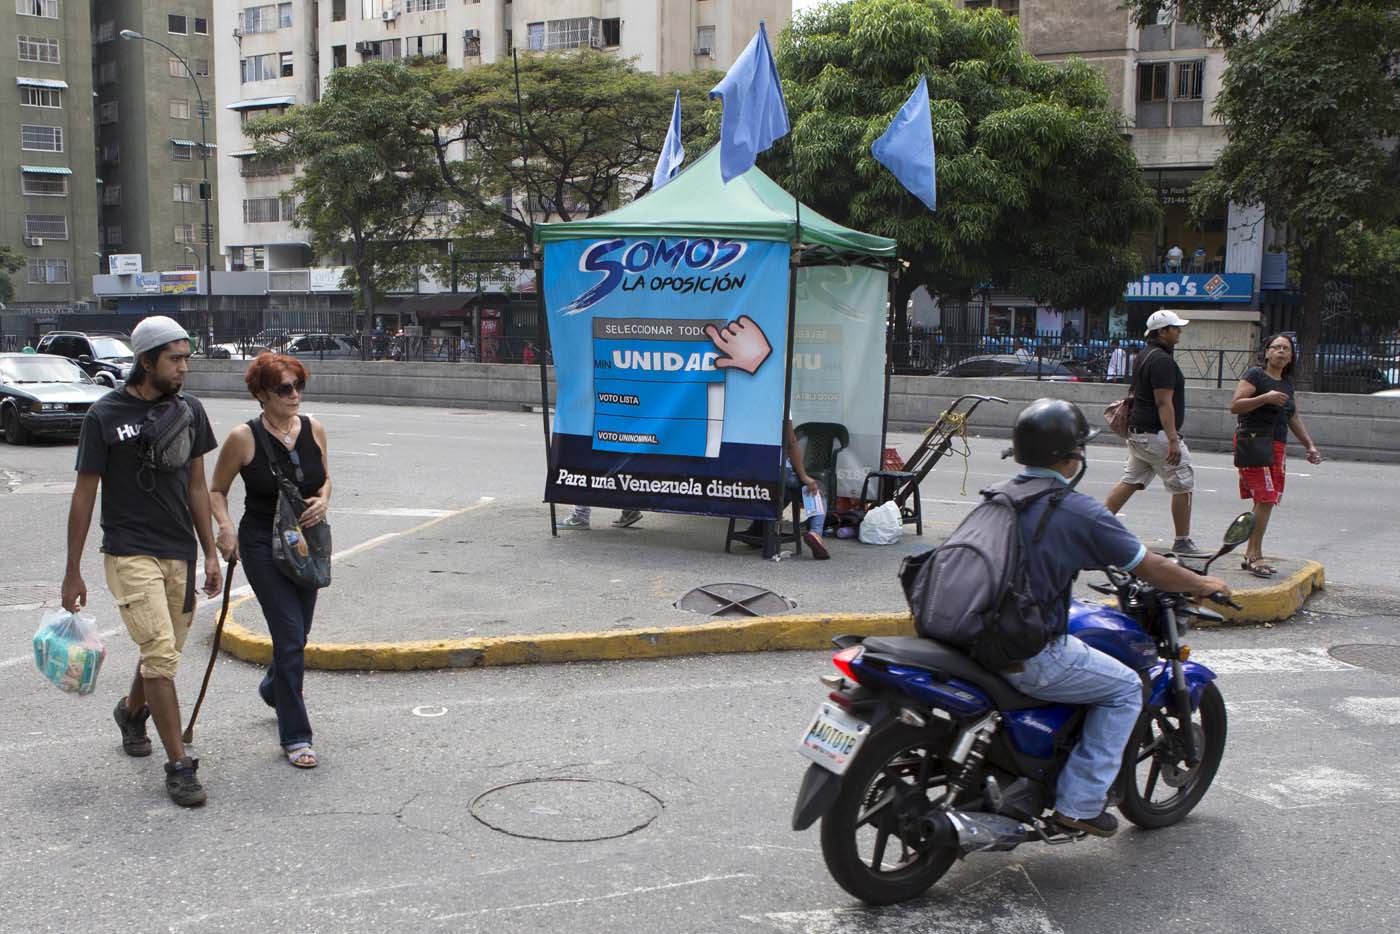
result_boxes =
[120,29,214,351]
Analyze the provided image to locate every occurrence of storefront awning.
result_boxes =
[228,150,259,158]
[20,164,72,175]
[169,138,217,149]
[227,96,295,111]
[16,76,68,89]
[385,293,480,320]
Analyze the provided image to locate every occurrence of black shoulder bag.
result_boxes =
[1233,385,1282,469]
[249,418,332,589]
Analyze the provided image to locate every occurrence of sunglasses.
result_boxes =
[272,379,306,399]
[286,447,305,484]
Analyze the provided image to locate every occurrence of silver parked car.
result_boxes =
[283,333,359,359]
[0,353,113,444]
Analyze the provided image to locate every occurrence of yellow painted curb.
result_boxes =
[1206,559,1326,626]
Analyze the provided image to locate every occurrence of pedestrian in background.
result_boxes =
[1104,311,1203,555]
[62,316,221,807]
[1106,340,1128,383]
[209,355,331,769]
[1229,333,1322,577]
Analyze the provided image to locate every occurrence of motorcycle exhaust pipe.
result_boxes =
[924,810,1033,853]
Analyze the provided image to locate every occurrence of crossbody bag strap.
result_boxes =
[248,417,286,481]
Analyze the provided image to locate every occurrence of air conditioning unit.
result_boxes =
[463,29,479,40]
[694,46,712,56]
[589,34,604,49]
[381,9,398,21]
[354,41,374,53]
[26,237,43,248]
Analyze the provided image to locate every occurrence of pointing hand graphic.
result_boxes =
[705,315,772,375]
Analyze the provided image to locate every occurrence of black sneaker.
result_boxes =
[1053,810,1118,837]
[113,698,152,758]
[164,757,207,807]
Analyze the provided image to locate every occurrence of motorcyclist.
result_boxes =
[1001,398,1229,836]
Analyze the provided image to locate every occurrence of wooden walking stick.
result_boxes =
[183,557,237,744]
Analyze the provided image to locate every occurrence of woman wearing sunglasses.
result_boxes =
[210,354,330,769]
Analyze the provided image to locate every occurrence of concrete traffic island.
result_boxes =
[212,497,1326,671]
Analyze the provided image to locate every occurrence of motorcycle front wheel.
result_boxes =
[1117,681,1227,829]
[819,721,959,905]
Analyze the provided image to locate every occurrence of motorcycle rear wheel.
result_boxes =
[1117,681,1226,829]
[819,722,959,905]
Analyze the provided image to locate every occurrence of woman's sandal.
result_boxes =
[1242,557,1277,578]
[285,745,318,769]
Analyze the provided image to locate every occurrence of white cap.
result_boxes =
[1144,310,1189,335]
[130,315,190,355]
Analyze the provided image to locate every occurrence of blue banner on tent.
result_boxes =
[543,236,792,519]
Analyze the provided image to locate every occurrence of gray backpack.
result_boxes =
[899,476,1068,671]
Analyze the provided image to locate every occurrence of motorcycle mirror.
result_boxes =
[1221,512,1255,548]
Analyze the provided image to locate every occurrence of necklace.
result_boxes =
[263,413,296,447]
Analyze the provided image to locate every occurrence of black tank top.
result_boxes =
[239,416,327,537]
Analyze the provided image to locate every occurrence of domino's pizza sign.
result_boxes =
[1124,273,1254,303]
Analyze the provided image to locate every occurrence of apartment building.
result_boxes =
[3,0,101,312]
[90,0,220,288]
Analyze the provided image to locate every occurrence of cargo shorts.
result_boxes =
[103,555,194,680]
[1122,432,1195,494]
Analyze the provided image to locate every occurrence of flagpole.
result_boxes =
[879,192,905,460]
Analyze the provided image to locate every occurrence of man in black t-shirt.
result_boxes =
[62,316,221,807]
[1103,310,1203,555]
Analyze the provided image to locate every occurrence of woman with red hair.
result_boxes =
[210,354,331,768]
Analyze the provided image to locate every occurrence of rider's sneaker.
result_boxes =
[1172,537,1206,556]
[1053,810,1118,838]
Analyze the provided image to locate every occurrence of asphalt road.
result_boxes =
[2,399,1399,933]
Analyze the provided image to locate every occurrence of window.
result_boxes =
[95,20,115,42]
[528,18,603,52]
[174,223,195,242]
[170,56,190,78]
[1175,59,1205,100]
[239,157,292,178]
[194,17,207,34]
[230,246,267,270]
[243,196,295,223]
[25,214,68,239]
[331,44,346,69]
[21,124,62,151]
[27,258,68,284]
[102,183,122,205]
[241,3,291,34]
[21,172,66,196]
[332,0,345,22]
[1137,62,1169,102]
[21,86,61,108]
[527,22,544,50]
[99,101,119,124]
[101,142,120,162]
[602,17,620,47]
[241,53,279,82]
[170,98,189,119]
[18,36,60,63]
[168,14,187,34]
[695,25,715,54]
[405,0,446,12]
[193,58,208,76]
[172,142,193,160]
[280,51,294,77]
[360,39,400,61]
[173,181,193,202]
[406,34,446,59]
[106,225,122,245]
[17,0,60,18]
[98,61,116,83]
[280,2,291,27]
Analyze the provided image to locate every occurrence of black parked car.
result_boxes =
[0,353,113,444]
[35,331,134,387]
[937,354,1088,381]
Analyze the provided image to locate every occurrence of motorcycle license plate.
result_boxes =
[798,703,870,775]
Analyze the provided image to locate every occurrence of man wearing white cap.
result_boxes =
[1104,310,1203,555]
[62,315,221,807]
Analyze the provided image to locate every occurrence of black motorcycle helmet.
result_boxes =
[1011,398,1099,467]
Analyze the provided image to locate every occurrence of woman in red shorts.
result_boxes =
[1229,333,1322,577]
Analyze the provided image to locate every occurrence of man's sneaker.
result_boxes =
[803,530,830,560]
[164,757,207,807]
[560,514,590,530]
[1053,810,1118,838]
[611,510,643,529]
[113,698,152,758]
[1172,537,1206,556]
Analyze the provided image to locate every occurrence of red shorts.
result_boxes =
[1237,441,1287,505]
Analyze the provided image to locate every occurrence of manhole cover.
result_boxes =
[0,583,54,609]
[470,778,662,842]
[1328,644,1400,676]
[675,583,794,617]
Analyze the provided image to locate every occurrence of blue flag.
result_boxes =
[652,90,686,192]
[871,75,937,212]
[709,21,790,184]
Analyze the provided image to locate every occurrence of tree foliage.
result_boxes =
[246,62,445,338]
[1337,224,1400,328]
[0,245,24,305]
[1126,0,1398,46]
[1190,3,1400,382]
[771,0,1158,318]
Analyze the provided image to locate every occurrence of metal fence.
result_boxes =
[208,333,547,366]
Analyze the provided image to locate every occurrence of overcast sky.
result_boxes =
[792,0,824,13]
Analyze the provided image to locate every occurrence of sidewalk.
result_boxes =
[217,497,1324,670]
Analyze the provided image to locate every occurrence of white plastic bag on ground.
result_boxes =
[859,501,904,545]
[33,609,106,696]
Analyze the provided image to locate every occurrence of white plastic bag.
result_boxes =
[859,501,904,545]
[33,609,106,696]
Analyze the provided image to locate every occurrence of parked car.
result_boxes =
[283,334,359,359]
[937,354,1088,381]
[1313,363,1392,395]
[34,331,134,387]
[0,353,113,444]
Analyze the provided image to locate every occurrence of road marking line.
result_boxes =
[334,507,457,518]
[433,873,753,920]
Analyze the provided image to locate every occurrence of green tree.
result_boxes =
[246,62,445,349]
[1126,0,1397,45]
[1184,4,1400,385]
[771,0,1159,341]
[1337,223,1400,330]
[422,52,722,256]
[0,245,23,305]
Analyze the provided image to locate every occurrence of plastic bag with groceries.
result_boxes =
[33,609,107,696]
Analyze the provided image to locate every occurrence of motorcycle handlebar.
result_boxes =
[1207,591,1243,610]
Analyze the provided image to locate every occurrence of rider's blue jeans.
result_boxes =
[1003,634,1142,819]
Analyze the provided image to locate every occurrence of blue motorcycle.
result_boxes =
[792,513,1254,905]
